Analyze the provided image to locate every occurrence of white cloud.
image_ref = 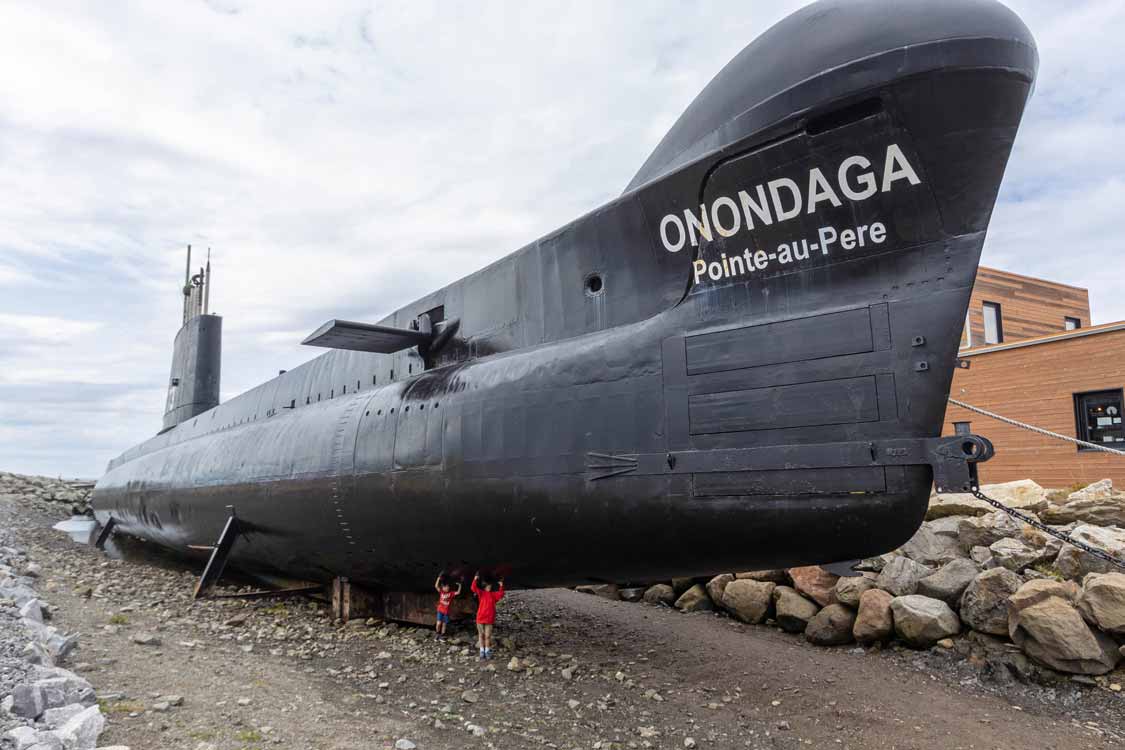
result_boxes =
[0,0,1121,476]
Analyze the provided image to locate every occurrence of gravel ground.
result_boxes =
[2,490,1123,750]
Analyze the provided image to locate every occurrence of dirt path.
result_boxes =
[4,493,1122,750]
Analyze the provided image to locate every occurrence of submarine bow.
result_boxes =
[94,0,1036,592]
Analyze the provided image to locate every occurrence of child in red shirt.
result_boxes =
[433,573,461,640]
[470,572,504,660]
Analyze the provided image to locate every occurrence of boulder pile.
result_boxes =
[0,472,93,515]
[1,539,112,749]
[594,479,1125,683]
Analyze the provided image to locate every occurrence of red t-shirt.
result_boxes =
[437,589,456,614]
[471,579,504,624]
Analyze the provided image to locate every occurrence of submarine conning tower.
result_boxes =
[162,244,221,433]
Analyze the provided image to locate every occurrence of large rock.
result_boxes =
[674,584,713,613]
[926,493,991,519]
[988,538,1051,572]
[575,584,619,600]
[1077,572,1125,635]
[853,589,894,643]
[720,580,774,624]
[735,569,790,584]
[1008,579,1121,675]
[787,566,838,607]
[1055,525,1125,579]
[925,516,967,539]
[1067,479,1114,502]
[875,556,932,597]
[834,575,876,607]
[890,595,960,647]
[1041,484,1125,527]
[983,479,1050,512]
[916,559,980,606]
[899,525,965,566]
[53,704,105,750]
[771,586,819,633]
[927,479,1048,520]
[956,512,1024,551]
[706,574,735,605]
[805,604,856,646]
[642,584,675,606]
[959,568,1023,635]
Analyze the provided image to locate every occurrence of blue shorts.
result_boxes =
[435,611,449,624]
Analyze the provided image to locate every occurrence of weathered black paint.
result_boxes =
[93,0,1037,592]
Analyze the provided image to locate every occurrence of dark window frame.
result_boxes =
[1065,316,1081,331]
[982,301,1004,344]
[1073,388,1125,451]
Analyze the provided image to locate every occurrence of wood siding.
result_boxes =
[944,327,1125,488]
[961,267,1090,348]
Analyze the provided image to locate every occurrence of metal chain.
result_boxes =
[947,397,1125,569]
[949,398,1125,456]
[969,486,1125,571]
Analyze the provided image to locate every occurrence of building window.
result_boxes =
[982,302,1003,344]
[1065,316,1081,331]
[961,312,972,348]
[1074,389,1125,449]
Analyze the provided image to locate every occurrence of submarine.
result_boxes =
[93,0,1037,599]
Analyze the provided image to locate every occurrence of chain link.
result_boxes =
[947,397,1125,569]
[969,486,1125,571]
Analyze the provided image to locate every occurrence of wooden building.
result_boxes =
[944,267,1125,488]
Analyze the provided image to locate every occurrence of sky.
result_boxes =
[1,0,1122,479]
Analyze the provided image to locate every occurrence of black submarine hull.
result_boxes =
[93,0,1037,591]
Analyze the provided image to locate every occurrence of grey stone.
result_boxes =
[916,559,979,606]
[575,584,619,600]
[899,524,965,566]
[642,584,675,606]
[395,741,417,750]
[11,683,46,719]
[54,705,105,750]
[834,575,876,607]
[1055,525,1125,579]
[5,727,39,750]
[19,599,44,624]
[959,567,1022,635]
[875,556,932,597]
[129,632,160,647]
[988,538,1050,572]
[890,595,960,647]
[719,580,774,624]
[40,703,85,728]
[771,586,819,633]
[957,512,1025,551]
[969,545,992,566]
[618,587,645,603]
[1076,572,1125,636]
[805,603,856,646]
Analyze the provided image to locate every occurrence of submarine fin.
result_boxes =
[301,319,432,354]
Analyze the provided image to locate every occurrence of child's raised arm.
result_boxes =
[470,574,481,595]
[434,574,442,593]
[495,579,505,600]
